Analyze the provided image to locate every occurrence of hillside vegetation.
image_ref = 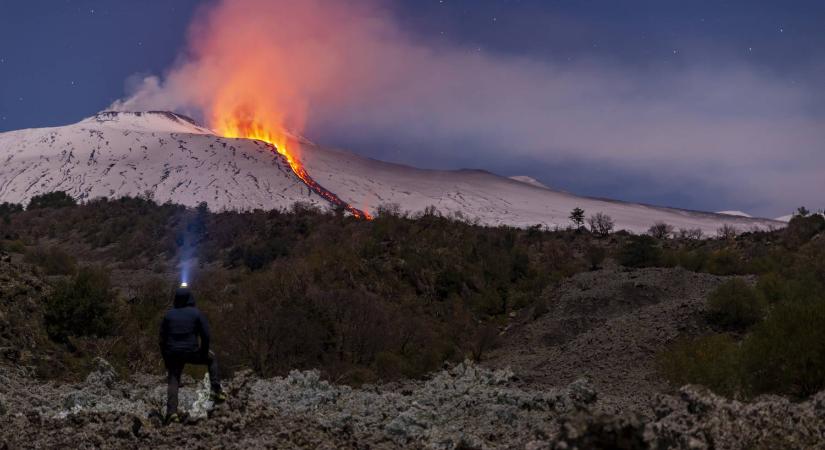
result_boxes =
[1,193,823,400]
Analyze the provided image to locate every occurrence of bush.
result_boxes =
[706,279,766,329]
[716,224,739,240]
[648,222,674,239]
[661,248,708,272]
[784,214,825,248]
[587,213,614,237]
[740,298,825,397]
[658,334,741,397]
[706,248,743,275]
[755,272,787,304]
[43,267,115,343]
[0,202,23,215]
[27,191,77,210]
[585,245,606,270]
[0,202,23,225]
[24,245,77,275]
[676,228,703,240]
[0,239,26,254]
[617,235,661,268]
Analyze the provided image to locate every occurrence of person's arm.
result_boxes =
[196,311,212,356]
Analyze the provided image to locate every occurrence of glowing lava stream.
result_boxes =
[217,125,372,220]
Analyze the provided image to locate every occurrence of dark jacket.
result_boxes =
[159,288,211,355]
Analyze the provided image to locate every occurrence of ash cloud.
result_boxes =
[111,0,825,217]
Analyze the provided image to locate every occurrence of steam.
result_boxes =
[110,0,824,216]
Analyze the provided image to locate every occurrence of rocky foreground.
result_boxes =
[2,358,825,449]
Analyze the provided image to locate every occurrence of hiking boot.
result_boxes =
[210,391,227,404]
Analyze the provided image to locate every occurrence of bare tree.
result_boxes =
[587,212,615,237]
[677,228,703,240]
[716,224,739,240]
[648,221,674,239]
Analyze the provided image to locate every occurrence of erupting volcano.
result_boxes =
[213,108,371,220]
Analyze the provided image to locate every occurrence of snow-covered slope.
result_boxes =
[295,143,782,233]
[0,112,327,211]
[0,111,784,233]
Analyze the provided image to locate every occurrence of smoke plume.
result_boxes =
[111,0,824,216]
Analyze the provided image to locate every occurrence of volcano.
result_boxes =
[0,111,782,233]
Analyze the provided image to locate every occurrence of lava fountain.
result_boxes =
[213,105,372,220]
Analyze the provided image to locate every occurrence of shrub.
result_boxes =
[375,203,402,218]
[706,248,743,275]
[0,202,23,225]
[661,248,708,272]
[585,245,606,270]
[468,323,500,362]
[24,245,77,275]
[648,222,674,239]
[43,267,115,343]
[617,235,661,268]
[755,272,787,304]
[587,213,614,237]
[658,334,741,397]
[0,202,23,215]
[706,279,766,329]
[27,191,77,210]
[716,224,739,240]
[0,239,26,254]
[740,298,825,397]
[784,214,825,248]
[676,228,703,240]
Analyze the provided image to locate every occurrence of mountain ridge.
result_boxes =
[0,111,784,233]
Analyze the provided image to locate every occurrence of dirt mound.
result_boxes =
[0,250,51,369]
[486,266,739,413]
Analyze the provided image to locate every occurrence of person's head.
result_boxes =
[173,287,195,308]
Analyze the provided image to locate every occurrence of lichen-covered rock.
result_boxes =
[2,359,825,449]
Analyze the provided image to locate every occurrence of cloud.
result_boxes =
[111,0,825,216]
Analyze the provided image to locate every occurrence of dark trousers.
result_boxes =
[164,350,221,416]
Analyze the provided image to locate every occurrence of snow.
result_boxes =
[508,176,550,190]
[716,210,752,218]
[0,112,326,211]
[295,142,783,233]
[0,111,785,234]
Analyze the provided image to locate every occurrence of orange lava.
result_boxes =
[214,107,372,220]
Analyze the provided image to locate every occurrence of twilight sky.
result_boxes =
[1,0,824,217]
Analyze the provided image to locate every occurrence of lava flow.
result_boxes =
[215,115,372,220]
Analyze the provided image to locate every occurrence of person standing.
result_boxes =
[159,286,225,423]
